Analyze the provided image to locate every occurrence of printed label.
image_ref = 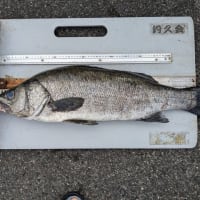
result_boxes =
[150,132,188,145]
[152,23,187,34]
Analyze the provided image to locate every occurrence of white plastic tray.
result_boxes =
[0,17,196,149]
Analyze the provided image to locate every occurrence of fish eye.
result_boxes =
[5,90,15,100]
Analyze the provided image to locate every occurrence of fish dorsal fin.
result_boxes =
[131,72,159,85]
[75,66,159,85]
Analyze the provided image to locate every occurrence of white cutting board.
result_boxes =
[0,17,197,149]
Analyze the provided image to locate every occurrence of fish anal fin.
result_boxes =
[49,97,84,112]
[140,112,169,123]
[66,119,98,125]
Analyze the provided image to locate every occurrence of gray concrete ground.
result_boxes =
[0,0,200,199]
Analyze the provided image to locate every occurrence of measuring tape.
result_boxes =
[0,53,172,65]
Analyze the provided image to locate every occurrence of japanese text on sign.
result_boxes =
[152,24,187,34]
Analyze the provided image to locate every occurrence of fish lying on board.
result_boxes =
[0,66,199,124]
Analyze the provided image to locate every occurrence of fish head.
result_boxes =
[0,85,27,116]
[0,80,51,118]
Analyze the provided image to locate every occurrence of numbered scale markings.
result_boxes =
[0,53,172,65]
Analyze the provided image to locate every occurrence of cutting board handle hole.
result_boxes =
[54,26,107,37]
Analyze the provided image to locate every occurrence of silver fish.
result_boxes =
[0,66,199,124]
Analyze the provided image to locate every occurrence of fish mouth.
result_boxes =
[0,101,11,112]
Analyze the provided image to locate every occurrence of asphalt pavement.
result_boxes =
[0,0,200,199]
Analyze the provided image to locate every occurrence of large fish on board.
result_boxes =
[0,66,199,125]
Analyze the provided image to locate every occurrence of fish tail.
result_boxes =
[189,87,200,116]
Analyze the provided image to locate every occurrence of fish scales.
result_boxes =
[0,66,198,123]
[35,66,196,121]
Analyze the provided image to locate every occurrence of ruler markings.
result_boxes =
[0,53,172,65]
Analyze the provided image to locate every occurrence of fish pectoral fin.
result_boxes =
[65,119,98,125]
[49,97,84,112]
[140,112,169,123]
